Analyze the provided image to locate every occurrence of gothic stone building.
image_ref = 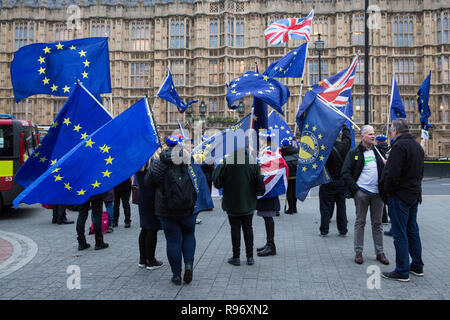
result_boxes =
[0,0,449,158]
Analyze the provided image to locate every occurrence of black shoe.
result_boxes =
[138,258,147,268]
[384,230,393,236]
[319,232,328,237]
[227,257,240,266]
[410,266,424,277]
[183,263,193,283]
[285,210,294,215]
[293,208,297,213]
[52,218,57,224]
[257,243,276,256]
[146,259,163,270]
[257,243,268,252]
[112,222,118,228]
[94,235,109,250]
[275,211,280,216]
[124,223,131,228]
[171,275,182,285]
[247,257,254,265]
[338,232,347,237]
[57,219,74,225]
[381,271,409,282]
[77,236,90,251]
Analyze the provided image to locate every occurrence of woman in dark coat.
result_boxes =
[135,156,163,270]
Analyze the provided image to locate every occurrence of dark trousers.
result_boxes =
[319,180,348,235]
[52,205,67,222]
[139,228,158,262]
[263,216,275,244]
[159,214,197,277]
[113,189,131,224]
[388,196,424,277]
[286,179,297,211]
[227,214,254,259]
[77,199,103,237]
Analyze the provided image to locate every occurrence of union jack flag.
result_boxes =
[264,9,314,46]
[258,148,288,199]
[315,55,358,108]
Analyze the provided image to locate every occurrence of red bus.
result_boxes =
[0,114,40,212]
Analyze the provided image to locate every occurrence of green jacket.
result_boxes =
[212,151,260,215]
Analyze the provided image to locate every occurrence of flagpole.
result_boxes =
[145,95,162,148]
[386,72,395,138]
[105,32,113,116]
[293,41,310,139]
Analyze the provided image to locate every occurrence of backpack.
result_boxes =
[89,211,109,235]
[163,164,197,212]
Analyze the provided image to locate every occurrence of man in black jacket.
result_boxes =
[280,139,299,214]
[341,125,389,266]
[319,125,351,236]
[381,119,425,282]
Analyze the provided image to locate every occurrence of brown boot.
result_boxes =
[376,253,389,265]
[355,252,363,264]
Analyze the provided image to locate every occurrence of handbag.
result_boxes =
[256,174,265,196]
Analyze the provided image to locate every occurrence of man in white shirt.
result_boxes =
[341,125,390,265]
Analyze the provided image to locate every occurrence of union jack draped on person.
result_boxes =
[258,148,288,199]
[264,9,314,45]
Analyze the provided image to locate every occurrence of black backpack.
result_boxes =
[163,164,197,213]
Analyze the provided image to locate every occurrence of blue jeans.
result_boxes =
[104,201,113,227]
[388,196,424,277]
[159,214,197,277]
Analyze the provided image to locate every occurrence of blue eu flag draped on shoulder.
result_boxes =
[11,37,111,102]
[13,98,160,208]
[295,90,347,201]
[14,83,112,189]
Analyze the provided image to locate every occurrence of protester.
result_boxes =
[150,136,197,285]
[376,134,390,225]
[212,148,261,266]
[280,139,299,214]
[52,205,73,225]
[319,125,351,236]
[113,177,132,228]
[103,189,114,233]
[381,119,425,282]
[76,192,109,251]
[136,156,163,271]
[341,125,389,265]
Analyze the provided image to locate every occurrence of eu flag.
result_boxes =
[13,98,159,207]
[226,71,290,115]
[417,71,432,130]
[390,75,406,121]
[187,163,214,214]
[14,83,112,189]
[268,111,294,147]
[11,37,111,102]
[263,43,308,78]
[191,114,251,165]
[295,91,347,201]
[157,69,198,113]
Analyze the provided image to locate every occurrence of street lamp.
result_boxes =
[185,104,193,122]
[238,100,245,120]
[199,100,206,121]
[314,33,325,81]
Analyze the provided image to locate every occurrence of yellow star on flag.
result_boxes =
[79,50,87,57]
[312,126,317,131]
[77,189,86,196]
[91,180,101,188]
[321,145,325,150]
[80,132,89,140]
[82,71,88,79]
[318,134,323,139]
[42,77,50,85]
[64,182,72,191]
[258,91,263,94]
[56,42,64,50]
[52,167,61,173]
[63,117,71,126]
[320,156,324,161]
[102,170,112,178]
[51,121,59,128]
[73,124,82,132]
[33,152,40,158]
[305,124,309,129]
[302,166,307,172]
[263,76,269,81]
[51,84,58,92]
[312,164,317,169]
[38,56,45,64]
[231,90,237,94]
[85,138,95,148]
[43,46,51,54]
[50,159,57,166]
[105,156,114,165]
[38,67,46,75]
[39,156,48,163]
[70,45,76,50]
[100,144,111,153]
[54,174,63,182]
[63,85,70,93]
[83,60,90,68]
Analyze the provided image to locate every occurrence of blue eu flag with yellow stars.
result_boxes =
[14,83,112,189]
[390,75,406,121]
[226,71,290,115]
[295,91,347,201]
[157,69,198,113]
[263,43,308,78]
[10,37,111,102]
[268,111,294,147]
[417,71,432,130]
[13,98,159,208]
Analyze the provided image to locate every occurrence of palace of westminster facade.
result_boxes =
[0,0,449,158]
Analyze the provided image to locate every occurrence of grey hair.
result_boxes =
[391,118,409,133]
[360,125,374,136]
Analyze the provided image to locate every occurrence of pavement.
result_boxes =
[0,178,449,300]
